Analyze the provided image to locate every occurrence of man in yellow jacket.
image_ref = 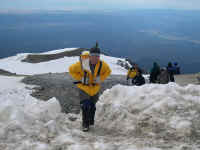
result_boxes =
[127,67,137,85]
[69,46,111,131]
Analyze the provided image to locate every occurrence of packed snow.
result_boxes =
[0,48,200,150]
[0,48,127,75]
[0,75,200,150]
[40,48,78,54]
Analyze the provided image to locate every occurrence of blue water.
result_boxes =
[0,10,200,73]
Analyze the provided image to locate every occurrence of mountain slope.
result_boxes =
[0,48,127,75]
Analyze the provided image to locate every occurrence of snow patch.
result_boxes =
[40,48,78,54]
[0,48,127,75]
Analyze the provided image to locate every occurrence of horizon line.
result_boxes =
[1,8,200,14]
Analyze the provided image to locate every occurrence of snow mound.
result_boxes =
[97,83,200,142]
[25,97,61,121]
[1,76,199,150]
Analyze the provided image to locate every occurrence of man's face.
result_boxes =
[133,64,138,69]
[90,55,100,65]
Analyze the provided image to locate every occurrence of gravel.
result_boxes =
[20,72,200,114]
[21,73,127,114]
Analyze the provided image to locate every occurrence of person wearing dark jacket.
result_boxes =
[174,62,180,74]
[157,67,170,84]
[167,62,175,82]
[126,63,142,85]
[132,70,145,86]
[126,67,137,85]
[150,62,161,83]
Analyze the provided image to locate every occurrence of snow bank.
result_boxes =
[0,75,199,150]
[97,83,200,141]
[0,53,79,75]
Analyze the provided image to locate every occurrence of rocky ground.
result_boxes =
[0,69,17,76]
[21,73,127,114]
[20,72,200,114]
[174,74,200,86]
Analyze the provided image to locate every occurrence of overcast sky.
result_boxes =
[1,0,200,12]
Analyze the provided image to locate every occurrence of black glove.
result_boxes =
[73,77,89,85]
[73,81,82,84]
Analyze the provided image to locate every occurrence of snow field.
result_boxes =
[0,76,200,150]
[0,48,127,75]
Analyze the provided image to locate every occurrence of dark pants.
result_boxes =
[79,90,99,128]
[169,74,175,82]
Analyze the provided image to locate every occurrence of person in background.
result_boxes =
[132,69,145,86]
[174,62,180,74]
[126,63,142,85]
[150,62,161,83]
[126,66,137,85]
[69,44,111,132]
[133,63,142,73]
[167,62,175,82]
[157,67,170,84]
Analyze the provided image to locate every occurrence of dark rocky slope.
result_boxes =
[22,73,127,114]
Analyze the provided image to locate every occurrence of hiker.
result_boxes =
[174,62,180,75]
[150,62,161,83]
[132,69,145,86]
[167,62,175,82]
[126,63,141,85]
[126,66,137,85]
[133,63,142,73]
[69,45,111,132]
[157,67,170,84]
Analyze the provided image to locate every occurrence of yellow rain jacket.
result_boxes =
[69,60,111,96]
[127,68,137,79]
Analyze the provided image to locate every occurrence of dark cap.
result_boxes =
[90,47,100,56]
